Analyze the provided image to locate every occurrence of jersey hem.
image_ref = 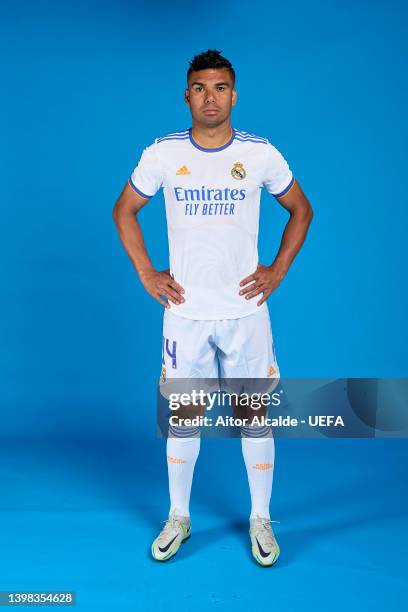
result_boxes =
[165,303,264,321]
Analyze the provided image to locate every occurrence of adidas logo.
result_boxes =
[268,366,276,377]
[176,165,191,175]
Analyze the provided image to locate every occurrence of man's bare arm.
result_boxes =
[239,180,313,305]
[112,182,185,308]
[271,179,314,275]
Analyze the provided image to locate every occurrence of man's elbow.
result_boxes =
[306,203,314,224]
[112,199,122,224]
[293,201,313,225]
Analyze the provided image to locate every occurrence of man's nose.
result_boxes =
[205,89,216,103]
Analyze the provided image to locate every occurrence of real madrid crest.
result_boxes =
[231,162,246,180]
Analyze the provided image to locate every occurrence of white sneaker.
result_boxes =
[249,515,280,566]
[151,511,192,561]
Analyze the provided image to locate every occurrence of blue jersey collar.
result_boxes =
[189,127,235,152]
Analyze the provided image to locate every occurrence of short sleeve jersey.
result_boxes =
[129,127,294,320]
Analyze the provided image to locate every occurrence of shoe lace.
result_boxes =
[158,515,183,543]
[261,518,280,529]
[254,517,280,547]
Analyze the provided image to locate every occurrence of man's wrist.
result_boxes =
[270,259,289,278]
[136,263,155,280]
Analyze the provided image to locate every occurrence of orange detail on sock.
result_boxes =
[167,455,187,464]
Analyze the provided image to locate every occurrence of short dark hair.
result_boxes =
[187,49,235,85]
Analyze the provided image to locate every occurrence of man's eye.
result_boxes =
[217,86,226,91]
[194,86,203,92]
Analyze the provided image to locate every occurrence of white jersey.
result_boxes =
[129,127,294,320]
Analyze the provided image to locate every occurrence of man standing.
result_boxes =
[113,49,313,565]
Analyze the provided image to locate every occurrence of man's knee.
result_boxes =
[240,424,272,439]
[168,424,201,439]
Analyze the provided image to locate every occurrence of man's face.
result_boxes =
[184,68,237,128]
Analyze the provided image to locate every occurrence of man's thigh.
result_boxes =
[215,305,280,422]
[161,310,219,381]
[217,304,280,380]
[159,310,219,416]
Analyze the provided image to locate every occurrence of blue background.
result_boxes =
[1,0,407,609]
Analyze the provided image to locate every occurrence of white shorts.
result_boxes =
[160,303,280,385]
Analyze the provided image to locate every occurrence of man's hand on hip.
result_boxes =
[140,269,185,308]
[239,264,286,306]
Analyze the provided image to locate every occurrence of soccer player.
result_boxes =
[113,49,313,566]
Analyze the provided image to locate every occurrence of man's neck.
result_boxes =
[190,122,233,149]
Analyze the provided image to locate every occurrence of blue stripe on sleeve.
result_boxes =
[274,175,295,198]
[128,177,153,199]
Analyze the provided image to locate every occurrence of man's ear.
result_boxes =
[184,89,190,105]
[232,88,237,107]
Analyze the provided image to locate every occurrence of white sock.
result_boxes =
[241,434,275,519]
[167,435,200,517]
